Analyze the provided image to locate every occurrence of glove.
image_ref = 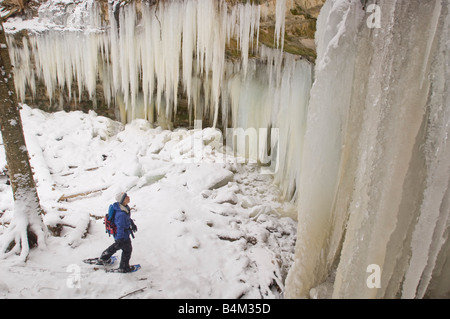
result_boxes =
[130,219,138,232]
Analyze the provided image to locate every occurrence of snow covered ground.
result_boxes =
[0,104,297,299]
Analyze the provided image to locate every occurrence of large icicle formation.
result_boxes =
[8,0,264,127]
[7,0,313,202]
[285,0,450,299]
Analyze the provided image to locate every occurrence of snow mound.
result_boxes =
[0,105,297,299]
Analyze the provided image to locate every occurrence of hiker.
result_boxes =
[99,192,138,272]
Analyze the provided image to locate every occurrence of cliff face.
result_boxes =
[249,0,325,59]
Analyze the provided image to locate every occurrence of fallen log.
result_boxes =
[57,187,108,202]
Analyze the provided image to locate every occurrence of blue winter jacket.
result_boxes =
[112,202,132,240]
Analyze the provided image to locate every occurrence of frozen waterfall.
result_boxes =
[8,0,263,127]
[5,0,450,299]
[285,0,450,299]
[6,0,312,204]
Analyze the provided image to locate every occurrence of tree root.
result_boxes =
[1,220,46,262]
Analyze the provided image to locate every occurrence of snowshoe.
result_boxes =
[106,264,141,273]
[83,256,117,266]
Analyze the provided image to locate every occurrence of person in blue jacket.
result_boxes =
[99,192,137,272]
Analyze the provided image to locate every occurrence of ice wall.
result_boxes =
[285,0,450,299]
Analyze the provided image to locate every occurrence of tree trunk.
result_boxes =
[0,19,46,261]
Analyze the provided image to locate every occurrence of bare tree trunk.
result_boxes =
[0,19,46,261]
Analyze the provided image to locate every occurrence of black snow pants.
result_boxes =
[100,238,132,270]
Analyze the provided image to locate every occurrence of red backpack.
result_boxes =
[104,204,117,237]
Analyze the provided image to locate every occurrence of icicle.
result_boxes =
[108,2,121,103]
[125,3,139,119]
[7,36,36,102]
[274,0,286,50]
[140,3,156,121]
[181,0,197,111]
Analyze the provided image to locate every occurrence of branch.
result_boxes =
[118,287,147,299]
[57,187,108,202]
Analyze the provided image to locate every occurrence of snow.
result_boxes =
[0,104,297,299]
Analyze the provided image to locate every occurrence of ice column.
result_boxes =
[285,0,450,299]
[284,0,363,298]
